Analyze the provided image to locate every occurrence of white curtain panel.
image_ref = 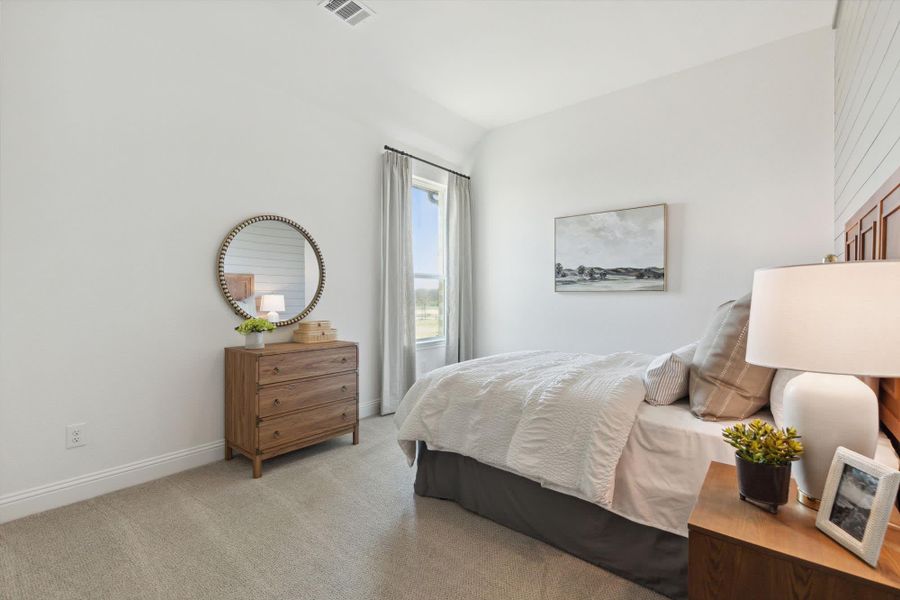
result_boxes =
[445,173,474,364]
[380,151,416,415]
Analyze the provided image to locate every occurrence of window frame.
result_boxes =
[411,175,448,346]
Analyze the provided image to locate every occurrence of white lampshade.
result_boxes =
[259,294,285,312]
[747,261,900,378]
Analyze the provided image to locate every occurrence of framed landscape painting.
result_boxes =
[554,203,667,292]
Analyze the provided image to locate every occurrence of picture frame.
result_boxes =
[554,203,667,292]
[816,446,900,567]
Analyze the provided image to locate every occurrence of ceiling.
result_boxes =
[303,0,836,130]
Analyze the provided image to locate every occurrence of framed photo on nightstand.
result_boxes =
[816,447,900,567]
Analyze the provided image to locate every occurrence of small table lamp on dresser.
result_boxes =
[746,261,900,509]
[259,294,285,322]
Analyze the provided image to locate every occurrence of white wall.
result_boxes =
[0,1,480,521]
[833,1,900,256]
[471,28,835,358]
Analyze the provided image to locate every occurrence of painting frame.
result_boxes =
[554,203,668,293]
[815,446,900,567]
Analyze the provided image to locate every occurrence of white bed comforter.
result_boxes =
[394,350,652,507]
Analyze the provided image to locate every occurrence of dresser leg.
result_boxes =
[252,457,262,478]
[225,445,233,460]
[353,424,360,445]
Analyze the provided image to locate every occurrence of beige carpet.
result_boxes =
[0,416,663,600]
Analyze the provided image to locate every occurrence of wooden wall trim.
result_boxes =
[844,162,900,447]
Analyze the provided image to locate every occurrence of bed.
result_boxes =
[395,350,899,599]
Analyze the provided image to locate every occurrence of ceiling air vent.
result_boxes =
[320,0,374,26]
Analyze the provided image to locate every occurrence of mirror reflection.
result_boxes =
[221,219,322,324]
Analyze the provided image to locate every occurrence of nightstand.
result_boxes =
[688,461,900,600]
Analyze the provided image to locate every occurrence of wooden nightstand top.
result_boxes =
[689,461,900,592]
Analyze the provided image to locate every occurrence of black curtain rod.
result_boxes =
[383,145,470,180]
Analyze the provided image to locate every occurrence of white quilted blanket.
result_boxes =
[394,350,652,507]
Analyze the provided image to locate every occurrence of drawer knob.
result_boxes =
[273,398,281,406]
[342,412,347,418]
[341,385,348,392]
[341,357,347,363]
[273,430,281,438]
[273,366,280,374]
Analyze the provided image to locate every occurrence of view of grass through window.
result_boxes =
[412,183,445,341]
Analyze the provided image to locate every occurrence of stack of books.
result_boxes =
[293,320,337,343]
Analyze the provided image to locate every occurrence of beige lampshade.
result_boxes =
[746,261,900,378]
[259,294,285,312]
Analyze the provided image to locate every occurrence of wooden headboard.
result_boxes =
[844,165,900,446]
[224,273,255,301]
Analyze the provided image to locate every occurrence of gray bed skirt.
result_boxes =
[414,443,688,600]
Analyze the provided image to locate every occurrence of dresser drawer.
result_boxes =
[258,346,356,385]
[258,398,357,451]
[258,372,357,418]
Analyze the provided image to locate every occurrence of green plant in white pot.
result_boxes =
[236,317,275,349]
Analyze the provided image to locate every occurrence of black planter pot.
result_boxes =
[735,454,792,514]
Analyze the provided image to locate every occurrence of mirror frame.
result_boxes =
[217,215,326,327]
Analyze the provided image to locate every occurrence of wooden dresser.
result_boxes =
[224,341,359,478]
[688,462,900,599]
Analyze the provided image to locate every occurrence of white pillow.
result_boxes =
[769,369,803,429]
[643,342,698,406]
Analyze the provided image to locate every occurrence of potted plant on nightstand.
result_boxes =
[722,419,804,514]
[235,317,276,349]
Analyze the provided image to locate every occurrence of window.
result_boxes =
[412,177,446,343]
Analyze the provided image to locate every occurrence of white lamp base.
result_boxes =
[783,372,878,509]
[266,311,280,322]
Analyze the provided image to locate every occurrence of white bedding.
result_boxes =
[395,352,900,539]
[611,401,774,536]
[395,350,653,506]
[611,401,900,536]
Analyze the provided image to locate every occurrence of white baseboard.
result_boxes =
[359,397,381,418]
[0,439,224,524]
[1,397,384,524]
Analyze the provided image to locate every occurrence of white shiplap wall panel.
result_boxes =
[835,1,875,98]
[834,0,900,257]
[223,221,307,318]
[834,19,900,210]
[834,2,899,168]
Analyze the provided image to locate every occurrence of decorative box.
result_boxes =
[296,320,331,332]
[293,327,338,344]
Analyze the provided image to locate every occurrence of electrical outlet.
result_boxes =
[66,423,86,449]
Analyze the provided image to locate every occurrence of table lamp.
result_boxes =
[746,261,900,509]
[259,294,285,322]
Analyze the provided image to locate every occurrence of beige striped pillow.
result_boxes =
[643,342,697,405]
[689,293,775,420]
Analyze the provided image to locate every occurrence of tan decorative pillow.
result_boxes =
[689,293,775,420]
